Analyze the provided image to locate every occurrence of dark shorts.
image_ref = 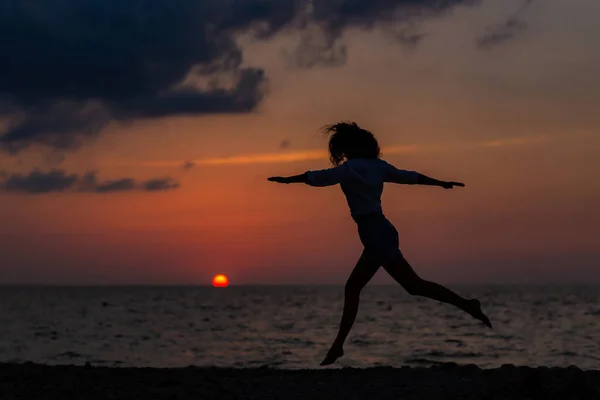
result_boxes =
[354,213,404,265]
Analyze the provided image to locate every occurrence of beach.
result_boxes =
[1,363,599,400]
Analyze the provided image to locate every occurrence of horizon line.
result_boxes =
[1,282,599,287]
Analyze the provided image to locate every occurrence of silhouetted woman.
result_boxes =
[268,122,492,366]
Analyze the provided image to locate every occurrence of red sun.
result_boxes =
[212,274,229,287]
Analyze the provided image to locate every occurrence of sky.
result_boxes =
[1,0,599,285]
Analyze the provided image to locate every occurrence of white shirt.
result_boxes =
[305,158,419,218]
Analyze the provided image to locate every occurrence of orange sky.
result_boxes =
[1,0,599,284]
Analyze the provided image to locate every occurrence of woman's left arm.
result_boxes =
[267,174,307,184]
[268,164,347,186]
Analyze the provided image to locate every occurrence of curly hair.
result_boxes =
[322,121,381,166]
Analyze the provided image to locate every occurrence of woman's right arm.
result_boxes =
[267,174,307,184]
[268,164,347,186]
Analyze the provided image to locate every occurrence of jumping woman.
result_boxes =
[267,122,492,366]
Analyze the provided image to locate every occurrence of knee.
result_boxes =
[403,277,424,296]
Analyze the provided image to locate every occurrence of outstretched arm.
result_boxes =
[384,163,464,189]
[268,164,348,187]
[267,173,307,184]
[415,173,464,189]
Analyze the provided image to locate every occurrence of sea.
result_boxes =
[1,285,599,370]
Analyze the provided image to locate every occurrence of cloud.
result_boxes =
[0,169,180,194]
[136,145,419,167]
[84,175,137,193]
[477,0,533,50]
[132,133,567,168]
[395,32,427,50]
[287,0,480,67]
[0,0,481,154]
[479,135,549,148]
[190,149,329,165]
[2,170,79,194]
[143,178,181,191]
[0,0,272,154]
[182,161,197,170]
[477,17,526,50]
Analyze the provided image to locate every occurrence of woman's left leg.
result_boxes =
[382,253,492,328]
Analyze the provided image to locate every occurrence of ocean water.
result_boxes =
[0,285,599,370]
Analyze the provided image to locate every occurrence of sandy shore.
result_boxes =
[1,363,599,400]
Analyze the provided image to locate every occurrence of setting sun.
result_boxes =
[212,274,229,287]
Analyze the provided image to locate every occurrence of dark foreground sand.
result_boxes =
[1,363,599,400]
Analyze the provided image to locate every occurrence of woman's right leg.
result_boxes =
[382,255,492,328]
[320,250,380,366]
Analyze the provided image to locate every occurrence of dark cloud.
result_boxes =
[182,161,197,170]
[280,139,292,149]
[1,103,111,154]
[0,0,272,153]
[394,32,427,50]
[94,179,137,193]
[78,172,137,193]
[285,28,349,68]
[477,17,527,50]
[143,178,180,191]
[286,0,479,67]
[2,170,79,194]
[477,0,532,50]
[0,0,481,153]
[0,169,180,194]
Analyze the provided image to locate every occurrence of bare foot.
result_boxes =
[320,346,344,366]
[468,299,492,328]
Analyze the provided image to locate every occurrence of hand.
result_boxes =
[267,176,291,184]
[441,181,465,189]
